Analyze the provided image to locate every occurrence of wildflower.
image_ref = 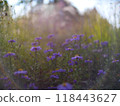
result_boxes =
[52,69,66,73]
[85,59,92,63]
[71,35,80,41]
[97,70,106,75]
[115,53,120,56]
[69,69,73,72]
[0,77,8,80]
[80,34,84,37]
[101,41,108,46]
[8,39,16,43]
[29,83,38,90]
[21,75,30,80]
[62,42,68,46]
[30,46,41,51]
[112,59,119,63]
[48,34,54,39]
[35,37,42,41]
[31,42,39,46]
[44,49,53,53]
[65,39,71,43]
[14,69,27,75]
[94,40,99,43]
[52,52,62,57]
[47,42,55,48]
[71,55,83,60]
[68,60,75,66]
[65,47,74,51]
[47,56,55,61]
[88,35,94,39]
[50,75,59,79]
[3,52,15,58]
[57,83,73,90]
[73,80,77,83]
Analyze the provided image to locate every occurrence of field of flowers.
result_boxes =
[0,1,120,90]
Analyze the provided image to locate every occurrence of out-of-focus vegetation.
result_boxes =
[0,0,120,89]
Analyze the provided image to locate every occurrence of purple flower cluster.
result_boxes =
[31,42,39,46]
[68,60,75,66]
[101,41,108,46]
[8,39,16,43]
[97,70,106,75]
[47,52,62,61]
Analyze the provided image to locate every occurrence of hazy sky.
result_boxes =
[7,0,120,28]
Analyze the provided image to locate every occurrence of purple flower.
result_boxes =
[94,40,99,43]
[68,60,75,66]
[8,39,16,43]
[85,59,92,63]
[101,41,108,46]
[29,83,38,90]
[52,52,62,57]
[44,49,53,53]
[30,46,41,51]
[71,35,80,41]
[50,75,59,79]
[52,69,66,73]
[47,42,55,48]
[48,34,54,39]
[57,83,73,90]
[80,34,84,37]
[69,69,73,72]
[47,56,55,61]
[71,55,83,60]
[3,52,15,58]
[21,75,30,80]
[97,70,106,75]
[73,80,77,83]
[0,77,8,80]
[112,59,119,63]
[31,42,39,46]
[115,53,120,56]
[14,69,27,75]
[88,35,94,39]
[35,37,42,41]
[65,47,74,51]
[62,42,68,46]
[65,39,71,43]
